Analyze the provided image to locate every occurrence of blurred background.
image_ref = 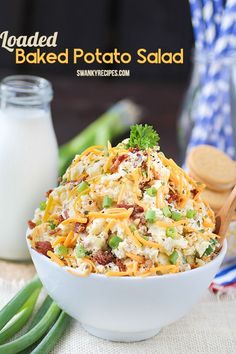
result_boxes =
[0,0,194,160]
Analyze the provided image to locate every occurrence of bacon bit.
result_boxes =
[117,203,144,217]
[133,205,144,214]
[92,250,114,265]
[62,209,69,219]
[140,160,148,177]
[115,258,126,272]
[117,203,132,209]
[78,175,87,183]
[45,189,53,198]
[167,190,179,204]
[57,215,65,224]
[191,264,198,269]
[191,189,198,198]
[27,235,32,240]
[141,160,147,169]
[139,180,150,190]
[28,220,36,229]
[35,241,53,256]
[129,147,140,153]
[144,259,153,270]
[74,222,87,233]
[152,169,160,180]
[49,227,60,236]
[110,154,128,173]
[137,215,146,225]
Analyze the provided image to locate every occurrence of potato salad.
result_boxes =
[28,125,220,277]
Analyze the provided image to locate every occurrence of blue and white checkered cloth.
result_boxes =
[189,0,236,293]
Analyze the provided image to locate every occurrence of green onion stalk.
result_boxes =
[0,277,42,332]
[0,288,41,344]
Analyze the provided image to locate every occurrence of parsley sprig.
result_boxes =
[127,124,160,150]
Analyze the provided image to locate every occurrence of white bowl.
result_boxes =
[27,239,227,342]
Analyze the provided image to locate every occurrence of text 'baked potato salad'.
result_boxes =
[28,125,220,277]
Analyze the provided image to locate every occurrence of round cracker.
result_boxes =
[187,145,236,187]
[189,168,234,192]
[201,188,231,211]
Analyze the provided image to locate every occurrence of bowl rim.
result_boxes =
[27,237,227,281]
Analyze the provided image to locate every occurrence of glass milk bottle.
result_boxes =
[0,75,58,260]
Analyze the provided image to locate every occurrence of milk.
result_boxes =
[0,107,58,260]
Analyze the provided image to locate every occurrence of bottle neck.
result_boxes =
[0,75,53,109]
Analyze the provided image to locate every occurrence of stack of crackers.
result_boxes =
[187,145,236,219]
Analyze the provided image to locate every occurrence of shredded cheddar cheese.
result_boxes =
[117,183,126,204]
[61,217,88,225]
[123,222,142,247]
[64,230,75,247]
[105,270,132,277]
[89,208,133,220]
[43,195,54,222]
[133,231,162,250]
[52,237,67,247]
[126,252,144,263]
[47,251,65,267]
[29,135,218,277]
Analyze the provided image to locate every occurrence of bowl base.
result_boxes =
[82,324,161,342]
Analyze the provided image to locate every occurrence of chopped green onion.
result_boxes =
[146,187,157,197]
[48,220,56,230]
[77,181,89,193]
[102,196,113,208]
[35,220,42,226]
[162,206,171,218]
[75,245,87,258]
[108,235,122,249]
[142,235,149,241]
[210,238,217,245]
[186,209,197,219]
[171,211,182,221]
[166,227,176,239]
[129,224,137,232]
[169,250,178,264]
[55,245,68,257]
[145,209,156,223]
[39,201,46,211]
[204,245,214,256]
[142,170,148,178]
